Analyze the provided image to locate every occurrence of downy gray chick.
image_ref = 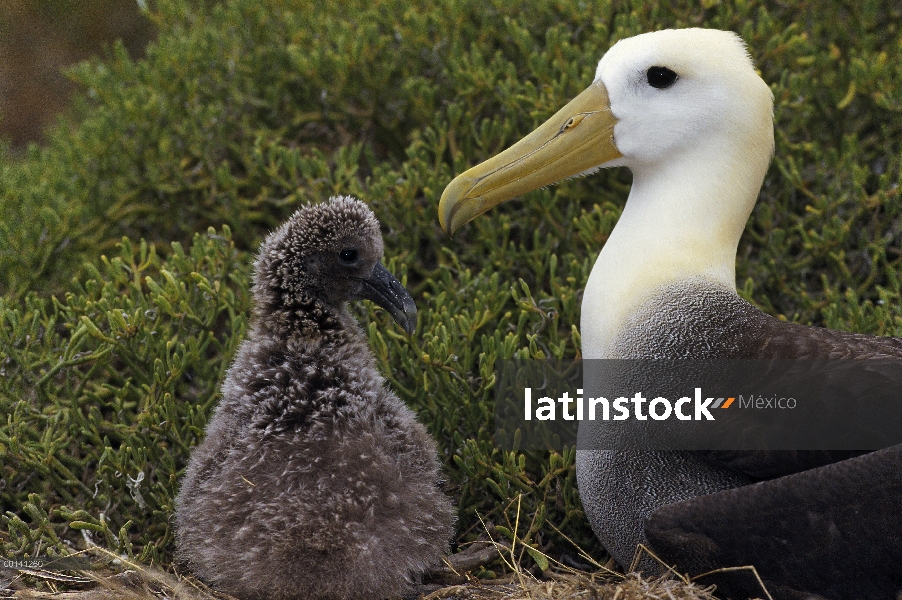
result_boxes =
[174,196,454,600]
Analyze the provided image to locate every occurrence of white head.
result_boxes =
[597,29,774,175]
[438,28,778,356]
[570,29,774,306]
[439,28,775,237]
[565,30,777,357]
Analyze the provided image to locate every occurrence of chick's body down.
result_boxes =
[175,197,453,600]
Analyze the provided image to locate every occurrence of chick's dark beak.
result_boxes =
[356,262,417,335]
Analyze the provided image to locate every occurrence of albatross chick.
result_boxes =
[175,196,454,600]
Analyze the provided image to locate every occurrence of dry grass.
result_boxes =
[2,563,726,600]
[1,541,769,600]
[420,571,725,600]
[1,547,233,600]
[1,498,771,600]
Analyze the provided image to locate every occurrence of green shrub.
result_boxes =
[1,0,901,573]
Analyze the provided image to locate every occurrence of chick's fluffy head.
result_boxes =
[253,196,384,309]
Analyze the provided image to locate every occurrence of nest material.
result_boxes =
[2,542,770,600]
[5,567,728,600]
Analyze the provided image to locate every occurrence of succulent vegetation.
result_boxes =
[1,0,901,582]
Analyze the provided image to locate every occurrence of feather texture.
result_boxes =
[174,196,453,600]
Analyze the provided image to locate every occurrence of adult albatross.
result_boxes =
[439,28,902,599]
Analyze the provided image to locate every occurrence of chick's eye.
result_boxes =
[339,248,358,263]
[647,66,678,89]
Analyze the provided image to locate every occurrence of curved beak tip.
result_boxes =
[438,175,483,236]
[401,299,417,336]
[357,262,418,335]
[436,80,619,235]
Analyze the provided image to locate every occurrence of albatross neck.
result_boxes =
[580,142,767,359]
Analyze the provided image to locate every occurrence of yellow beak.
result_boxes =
[438,80,621,235]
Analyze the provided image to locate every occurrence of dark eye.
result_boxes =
[647,66,678,89]
[339,248,358,263]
